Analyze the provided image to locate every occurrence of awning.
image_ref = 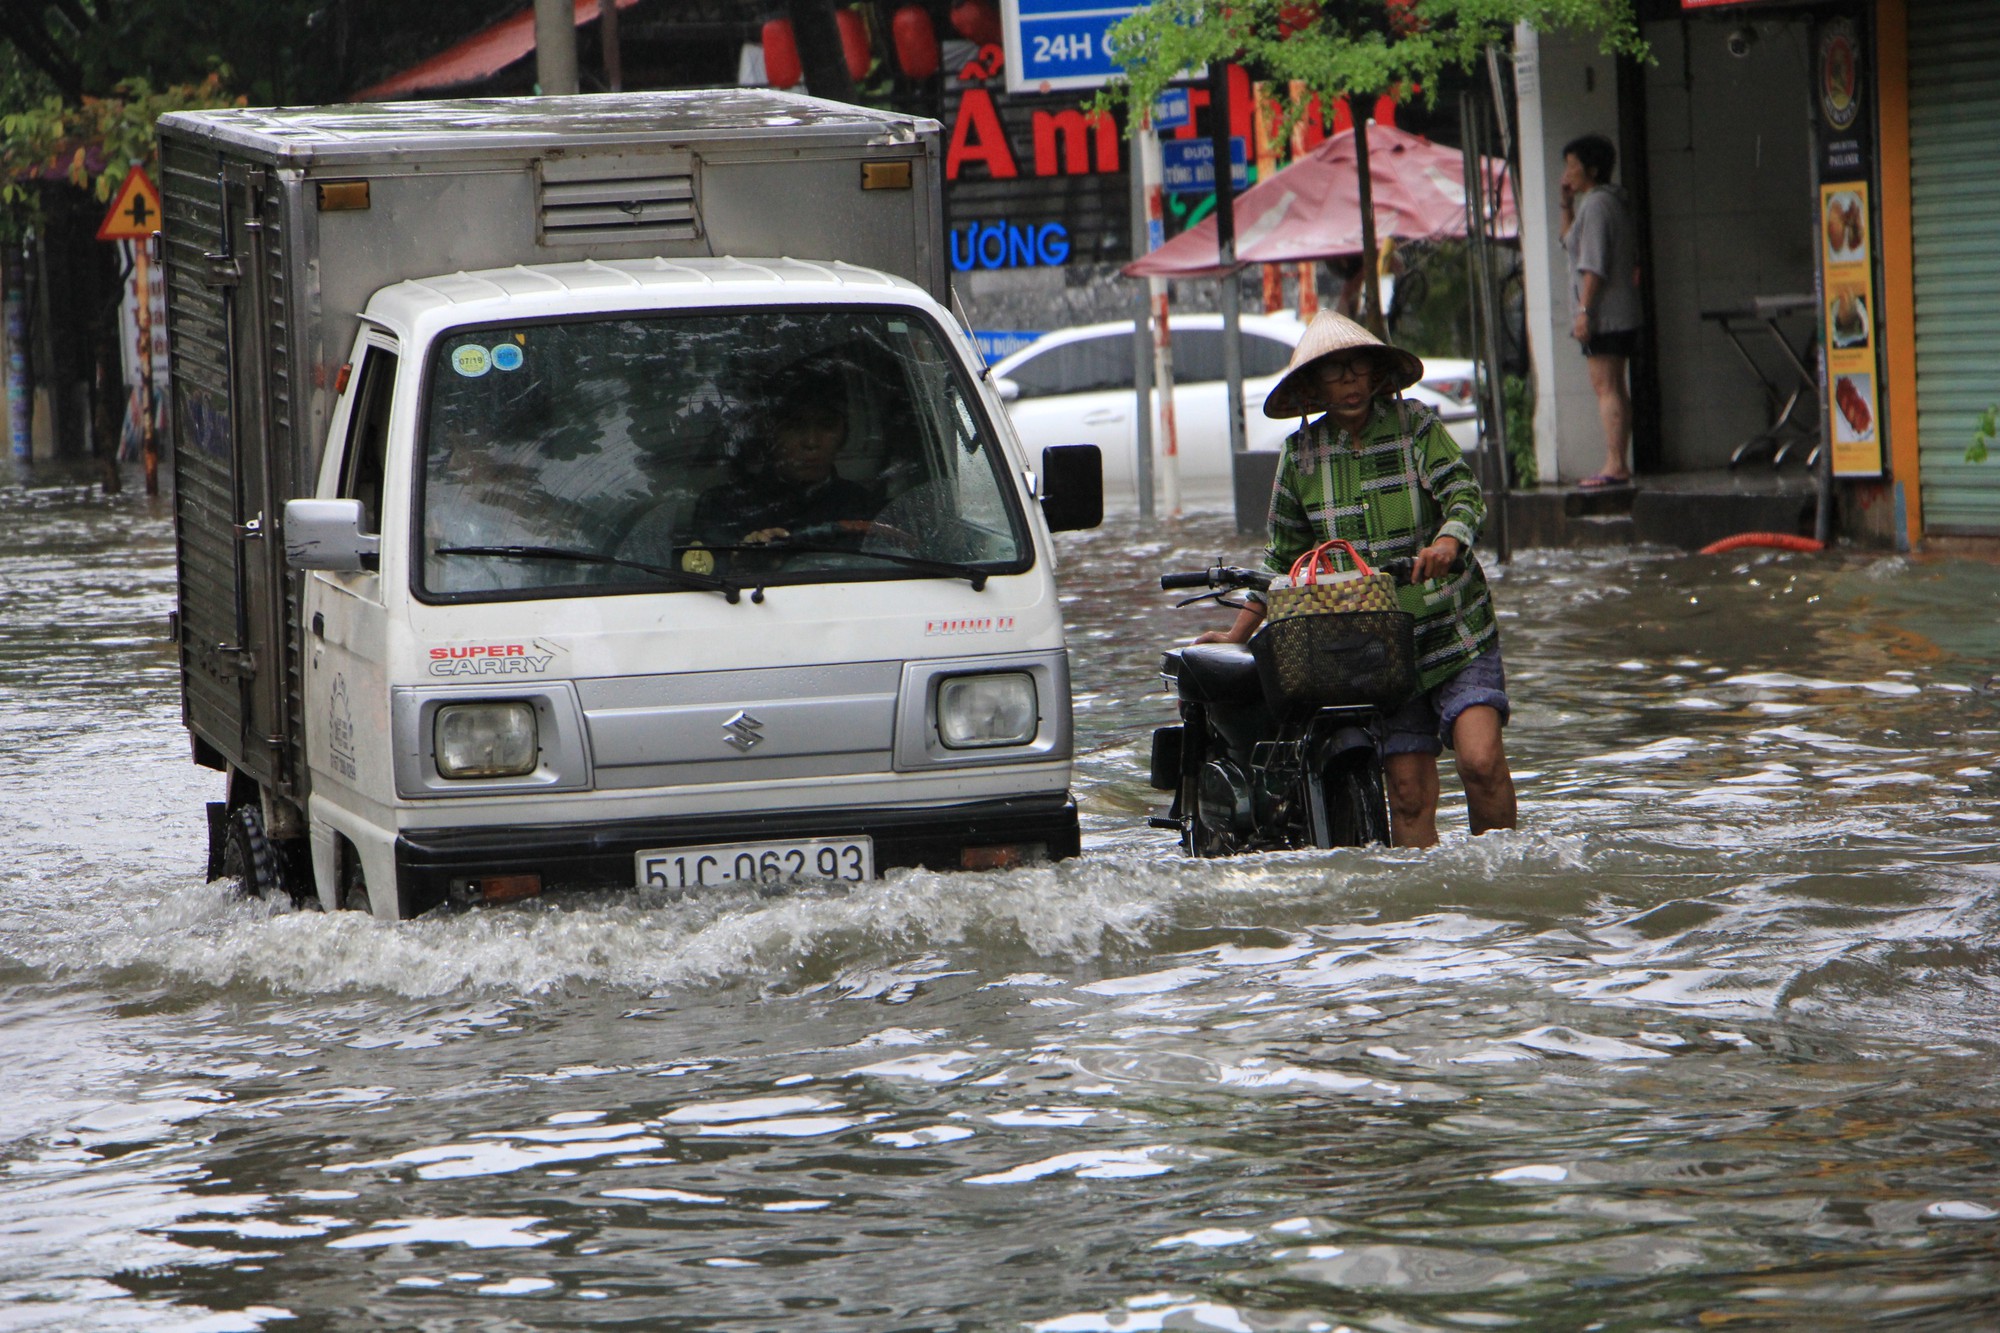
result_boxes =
[1124,122,1516,278]
[351,0,644,102]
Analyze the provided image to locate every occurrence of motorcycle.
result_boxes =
[1147,557,1439,856]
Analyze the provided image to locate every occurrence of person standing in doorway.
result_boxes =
[1559,133,1641,489]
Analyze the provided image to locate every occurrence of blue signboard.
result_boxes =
[1002,0,1138,93]
[1160,138,1249,194]
[1151,86,1191,129]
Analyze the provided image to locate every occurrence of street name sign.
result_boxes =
[1160,137,1249,194]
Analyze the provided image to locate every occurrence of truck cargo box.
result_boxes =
[158,92,943,815]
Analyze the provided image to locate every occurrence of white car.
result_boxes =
[988,314,1479,504]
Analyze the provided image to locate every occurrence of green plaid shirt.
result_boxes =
[1263,397,1500,691]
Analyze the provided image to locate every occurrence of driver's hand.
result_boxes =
[744,527,789,545]
[1413,537,1463,582]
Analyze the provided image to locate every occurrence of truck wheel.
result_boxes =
[220,805,286,899]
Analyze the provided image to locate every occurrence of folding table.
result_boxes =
[1699,294,1820,468]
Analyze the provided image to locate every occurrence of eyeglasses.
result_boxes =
[1315,358,1375,383]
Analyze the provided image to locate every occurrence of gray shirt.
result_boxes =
[1564,185,1641,333]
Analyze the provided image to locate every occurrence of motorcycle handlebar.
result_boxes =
[1159,565,1274,592]
[1161,557,1466,595]
[1159,571,1217,591]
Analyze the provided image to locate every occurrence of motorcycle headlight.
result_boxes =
[936,672,1038,749]
[434,701,538,778]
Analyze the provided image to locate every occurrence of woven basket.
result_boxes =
[1263,539,1398,622]
[1250,609,1419,710]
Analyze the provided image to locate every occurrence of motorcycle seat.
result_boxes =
[1161,644,1265,705]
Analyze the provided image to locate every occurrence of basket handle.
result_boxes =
[1289,538,1376,585]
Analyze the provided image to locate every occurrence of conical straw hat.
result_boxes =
[1263,311,1426,419]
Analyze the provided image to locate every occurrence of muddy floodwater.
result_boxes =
[4,476,1999,1331]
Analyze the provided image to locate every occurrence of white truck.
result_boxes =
[159,92,1101,919]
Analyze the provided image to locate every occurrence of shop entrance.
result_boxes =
[1635,8,1820,475]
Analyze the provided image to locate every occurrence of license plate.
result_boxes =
[636,836,874,891]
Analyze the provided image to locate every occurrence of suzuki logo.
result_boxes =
[722,710,765,752]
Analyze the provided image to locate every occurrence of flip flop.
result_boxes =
[1578,473,1633,489]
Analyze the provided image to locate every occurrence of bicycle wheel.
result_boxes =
[1320,750,1391,847]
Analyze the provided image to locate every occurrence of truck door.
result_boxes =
[177,162,304,809]
[232,167,299,806]
[303,339,398,803]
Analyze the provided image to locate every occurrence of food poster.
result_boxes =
[1819,183,1881,476]
[1812,11,1883,478]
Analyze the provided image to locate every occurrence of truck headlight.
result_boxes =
[435,702,538,778]
[936,673,1038,749]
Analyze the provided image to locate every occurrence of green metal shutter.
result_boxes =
[1908,0,2000,534]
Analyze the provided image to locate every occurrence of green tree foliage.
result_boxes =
[1099,0,1644,129]
[0,1,529,233]
[0,0,522,106]
[1,73,239,201]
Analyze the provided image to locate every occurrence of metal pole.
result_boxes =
[1209,64,1247,467]
[134,237,157,496]
[1253,81,1282,314]
[1289,82,1317,320]
[1130,119,1156,520]
[601,0,625,93]
[1805,52,1834,546]
[1461,91,1512,563]
[1140,127,1181,517]
[1354,113,1384,337]
[534,0,579,95]
[786,0,857,102]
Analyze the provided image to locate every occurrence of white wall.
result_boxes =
[1514,25,1624,484]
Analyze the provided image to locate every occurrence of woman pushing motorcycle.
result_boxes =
[1194,312,1517,848]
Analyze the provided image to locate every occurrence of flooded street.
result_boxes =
[4,475,1999,1331]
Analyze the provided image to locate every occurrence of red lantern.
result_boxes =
[890,5,940,81]
[950,0,1002,49]
[836,8,872,83]
[762,17,802,88]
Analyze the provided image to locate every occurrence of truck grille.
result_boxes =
[576,662,899,788]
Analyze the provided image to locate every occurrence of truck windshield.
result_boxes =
[417,307,1031,599]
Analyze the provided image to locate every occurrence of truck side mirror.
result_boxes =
[285,498,380,571]
[1039,444,1102,532]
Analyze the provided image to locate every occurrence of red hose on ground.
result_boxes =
[1698,532,1825,556]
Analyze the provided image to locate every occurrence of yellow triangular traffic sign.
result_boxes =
[97,167,164,241]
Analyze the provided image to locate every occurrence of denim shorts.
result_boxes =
[1377,646,1510,757]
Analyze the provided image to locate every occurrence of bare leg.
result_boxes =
[1383,751,1441,848]
[1585,352,1632,479]
[1450,705,1517,834]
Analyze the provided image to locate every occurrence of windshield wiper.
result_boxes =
[433,545,747,603]
[701,541,993,591]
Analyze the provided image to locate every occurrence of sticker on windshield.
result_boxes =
[451,345,492,377]
[491,343,524,372]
